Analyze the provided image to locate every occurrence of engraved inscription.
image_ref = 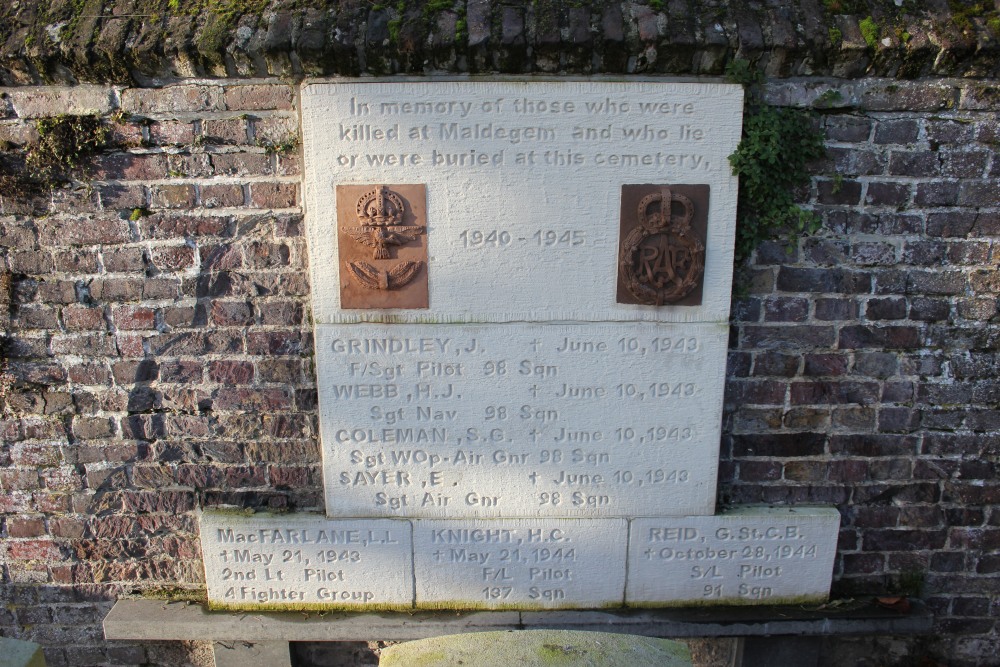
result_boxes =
[626,509,841,606]
[200,512,413,610]
[618,185,708,307]
[302,81,744,324]
[318,323,728,518]
[414,519,628,609]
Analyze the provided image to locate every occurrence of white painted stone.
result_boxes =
[301,80,743,325]
[626,508,841,606]
[413,519,628,609]
[318,322,728,518]
[200,512,413,610]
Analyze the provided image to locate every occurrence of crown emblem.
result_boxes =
[341,185,425,291]
[619,186,705,306]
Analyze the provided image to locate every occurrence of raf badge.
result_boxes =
[617,184,708,307]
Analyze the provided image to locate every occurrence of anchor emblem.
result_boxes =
[341,185,425,291]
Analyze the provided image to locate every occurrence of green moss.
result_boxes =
[728,104,826,263]
[828,26,842,45]
[859,16,880,49]
[0,114,111,211]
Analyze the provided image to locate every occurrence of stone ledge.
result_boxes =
[2,1,999,85]
[103,598,932,642]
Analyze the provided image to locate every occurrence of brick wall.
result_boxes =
[0,4,998,664]
[1,82,316,666]
[0,76,997,666]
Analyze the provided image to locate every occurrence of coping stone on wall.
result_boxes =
[1,1,999,86]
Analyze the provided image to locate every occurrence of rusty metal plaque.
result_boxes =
[616,184,709,307]
[337,184,428,309]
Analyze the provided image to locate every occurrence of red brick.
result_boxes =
[250,182,298,208]
[121,85,223,114]
[148,245,195,272]
[112,305,156,330]
[151,184,197,209]
[38,216,131,247]
[148,120,196,145]
[209,360,254,385]
[224,84,294,111]
[201,184,245,208]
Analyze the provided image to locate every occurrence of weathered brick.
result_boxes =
[38,216,131,247]
[942,150,990,178]
[250,182,298,208]
[211,152,273,176]
[224,84,294,111]
[908,297,951,321]
[803,353,849,376]
[94,153,169,181]
[731,433,826,457]
[866,297,907,320]
[202,118,248,145]
[763,297,808,322]
[825,115,873,142]
[147,245,195,272]
[253,115,299,147]
[791,380,879,405]
[815,298,857,320]
[816,178,862,205]
[111,305,155,330]
[888,151,939,177]
[751,351,799,377]
[151,184,197,209]
[741,325,836,349]
[839,325,922,349]
[201,184,245,208]
[62,306,106,331]
[777,267,871,293]
[208,360,254,385]
[873,119,919,144]
[914,182,960,207]
[148,120,195,146]
[864,181,910,207]
[102,247,145,272]
[958,180,1000,207]
[121,85,223,114]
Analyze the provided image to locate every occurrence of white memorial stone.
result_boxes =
[301,80,743,324]
[318,322,728,518]
[413,519,628,609]
[626,508,841,606]
[193,78,844,612]
[200,512,413,610]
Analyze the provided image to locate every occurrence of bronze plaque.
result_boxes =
[337,184,428,309]
[616,184,709,307]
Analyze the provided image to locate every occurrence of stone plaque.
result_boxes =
[337,184,428,309]
[200,512,413,611]
[301,80,743,324]
[626,508,841,606]
[317,322,728,518]
[413,519,628,609]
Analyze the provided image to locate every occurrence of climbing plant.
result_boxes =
[727,61,826,264]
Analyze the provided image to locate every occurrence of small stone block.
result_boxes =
[378,630,692,666]
[0,637,47,667]
[626,507,840,606]
[200,511,413,610]
[213,641,290,667]
[413,519,627,609]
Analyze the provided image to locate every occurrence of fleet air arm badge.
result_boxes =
[336,184,428,309]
